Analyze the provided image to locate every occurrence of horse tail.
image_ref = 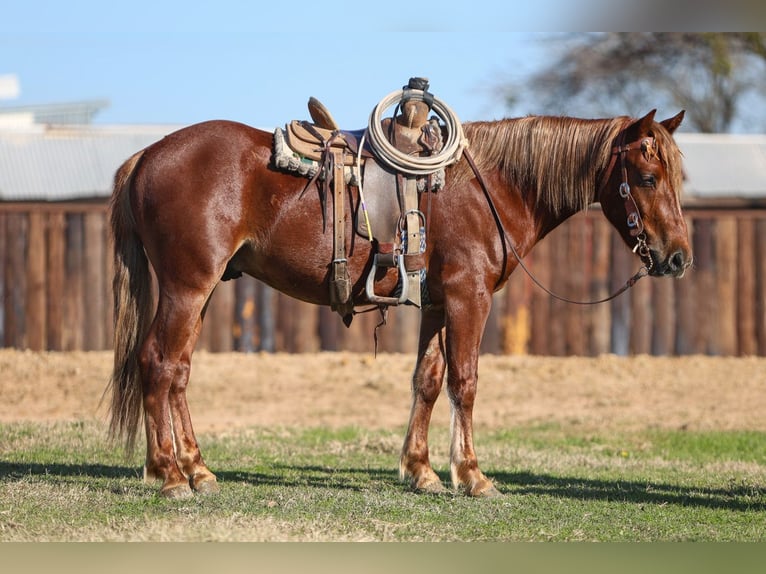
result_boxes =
[105,150,152,454]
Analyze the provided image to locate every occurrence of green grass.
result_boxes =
[1,421,764,541]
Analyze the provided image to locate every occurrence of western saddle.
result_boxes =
[272,78,452,324]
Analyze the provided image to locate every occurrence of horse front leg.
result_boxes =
[445,294,501,497]
[400,308,448,493]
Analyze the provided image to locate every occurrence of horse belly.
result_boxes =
[230,234,392,308]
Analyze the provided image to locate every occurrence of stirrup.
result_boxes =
[365,251,409,306]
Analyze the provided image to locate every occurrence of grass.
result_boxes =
[0,421,765,541]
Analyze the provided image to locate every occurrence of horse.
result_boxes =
[106,108,691,498]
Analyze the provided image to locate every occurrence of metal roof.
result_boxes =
[0,124,179,201]
[675,133,766,205]
[1,125,765,204]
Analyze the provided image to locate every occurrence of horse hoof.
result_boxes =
[192,477,220,496]
[409,475,447,495]
[471,483,502,498]
[160,483,194,499]
[415,480,447,495]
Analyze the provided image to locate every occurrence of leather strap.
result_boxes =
[597,129,655,239]
[402,176,422,307]
[329,148,352,317]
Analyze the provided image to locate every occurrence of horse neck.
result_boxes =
[462,117,622,244]
[520,188,596,253]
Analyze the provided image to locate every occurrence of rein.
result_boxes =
[462,130,653,306]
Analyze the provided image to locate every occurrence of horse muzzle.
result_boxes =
[647,247,692,278]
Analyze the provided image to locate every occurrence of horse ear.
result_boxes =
[625,109,657,139]
[660,110,685,134]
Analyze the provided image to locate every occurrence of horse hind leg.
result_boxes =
[140,285,217,498]
[167,304,219,495]
[400,309,448,493]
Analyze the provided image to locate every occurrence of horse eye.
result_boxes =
[640,175,656,188]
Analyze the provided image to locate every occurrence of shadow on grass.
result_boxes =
[2,460,763,511]
[221,464,765,511]
[493,470,766,512]
[0,461,138,481]
[215,464,397,493]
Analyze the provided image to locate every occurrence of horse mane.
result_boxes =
[452,115,683,216]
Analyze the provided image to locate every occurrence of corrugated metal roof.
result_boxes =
[0,124,179,201]
[675,133,766,202]
[1,126,765,203]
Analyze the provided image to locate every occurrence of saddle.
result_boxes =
[272,78,447,323]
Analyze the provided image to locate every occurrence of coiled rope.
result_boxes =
[366,88,467,176]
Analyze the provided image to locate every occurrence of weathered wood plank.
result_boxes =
[46,212,67,350]
[25,212,46,351]
[529,237,552,356]
[83,212,107,350]
[714,217,738,356]
[737,218,757,355]
[588,219,613,356]
[64,213,85,351]
[756,219,766,355]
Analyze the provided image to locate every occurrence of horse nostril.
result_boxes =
[670,250,685,271]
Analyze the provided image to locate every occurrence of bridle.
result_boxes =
[597,130,654,273]
[463,126,656,306]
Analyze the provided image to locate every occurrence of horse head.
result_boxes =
[597,109,692,278]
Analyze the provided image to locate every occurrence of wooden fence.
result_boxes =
[1,201,765,356]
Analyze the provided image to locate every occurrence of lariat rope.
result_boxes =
[366,88,467,176]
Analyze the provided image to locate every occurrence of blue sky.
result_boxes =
[1,1,565,128]
[4,2,758,129]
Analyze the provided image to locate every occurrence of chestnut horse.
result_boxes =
[107,109,691,498]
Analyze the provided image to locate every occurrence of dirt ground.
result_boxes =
[1,350,765,434]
